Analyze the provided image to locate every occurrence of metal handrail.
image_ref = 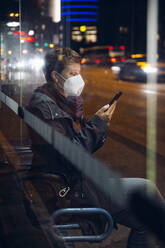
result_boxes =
[51,208,114,242]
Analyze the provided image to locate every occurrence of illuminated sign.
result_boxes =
[62,0,98,2]
[62,11,97,15]
[62,0,98,22]
[66,18,97,22]
[62,5,98,9]
[80,25,87,32]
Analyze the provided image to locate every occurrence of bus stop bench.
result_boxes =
[3,145,114,244]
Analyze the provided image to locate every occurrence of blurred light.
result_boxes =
[28,30,35,36]
[144,89,157,95]
[15,13,19,17]
[137,62,147,69]
[20,36,34,42]
[143,66,157,73]
[81,58,86,64]
[110,58,117,63]
[14,31,19,35]
[44,42,48,47]
[0,49,5,53]
[121,58,125,62]
[49,44,54,48]
[41,24,46,30]
[14,31,25,36]
[38,48,43,53]
[20,31,25,35]
[22,49,28,54]
[7,22,20,27]
[35,42,39,47]
[29,58,44,71]
[131,54,145,58]
[9,13,15,17]
[20,37,26,41]
[8,50,12,55]
[1,74,5,81]
[120,45,125,50]
[111,66,120,73]
[27,36,34,42]
[108,46,114,50]
[80,25,86,32]
[16,61,25,68]
[95,59,100,63]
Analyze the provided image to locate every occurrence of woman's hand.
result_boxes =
[95,101,117,126]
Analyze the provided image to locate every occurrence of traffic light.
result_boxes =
[44,42,48,47]
[49,44,54,48]
[35,42,39,47]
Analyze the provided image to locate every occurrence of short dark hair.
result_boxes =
[43,47,81,82]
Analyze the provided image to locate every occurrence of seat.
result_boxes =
[1,144,114,246]
[19,172,114,246]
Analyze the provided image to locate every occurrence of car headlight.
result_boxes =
[29,58,44,70]
[143,66,157,73]
[111,66,121,73]
[16,61,25,68]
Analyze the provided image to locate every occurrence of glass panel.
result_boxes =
[0,1,165,248]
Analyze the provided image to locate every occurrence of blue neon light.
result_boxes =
[61,5,98,9]
[62,0,98,2]
[66,18,98,22]
[62,11,97,15]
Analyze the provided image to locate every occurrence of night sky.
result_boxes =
[99,0,147,50]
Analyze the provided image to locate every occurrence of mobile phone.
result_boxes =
[109,91,123,106]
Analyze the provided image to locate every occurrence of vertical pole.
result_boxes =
[49,0,61,47]
[49,0,61,23]
[146,0,158,187]
[131,0,135,54]
[19,0,23,145]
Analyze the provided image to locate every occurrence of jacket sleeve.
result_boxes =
[71,115,109,153]
[27,107,109,154]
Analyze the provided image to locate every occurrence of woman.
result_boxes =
[27,47,163,248]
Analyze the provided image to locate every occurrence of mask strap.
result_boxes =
[55,71,66,81]
[54,71,66,90]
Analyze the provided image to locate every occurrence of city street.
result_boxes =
[0,66,165,247]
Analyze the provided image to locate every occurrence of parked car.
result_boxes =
[111,55,165,82]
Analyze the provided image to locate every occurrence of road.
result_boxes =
[0,66,165,247]
[81,67,165,190]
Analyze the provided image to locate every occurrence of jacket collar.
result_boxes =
[29,91,71,119]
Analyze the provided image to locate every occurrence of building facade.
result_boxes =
[61,0,99,48]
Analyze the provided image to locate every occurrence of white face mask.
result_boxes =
[64,74,85,96]
[56,73,85,96]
